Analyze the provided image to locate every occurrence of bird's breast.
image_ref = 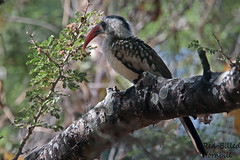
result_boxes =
[102,39,139,82]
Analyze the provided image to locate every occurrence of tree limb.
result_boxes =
[25,65,240,160]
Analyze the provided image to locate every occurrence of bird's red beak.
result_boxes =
[82,24,103,52]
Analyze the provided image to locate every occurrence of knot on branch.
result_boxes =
[198,50,211,86]
[223,66,240,102]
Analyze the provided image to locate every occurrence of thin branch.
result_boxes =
[212,32,233,65]
[7,16,60,33]
[63,0,91,63]
[77,0,92,30]
[13,126,34,160]
[28,33,59,66]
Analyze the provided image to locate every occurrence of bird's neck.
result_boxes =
[104,35,134,46]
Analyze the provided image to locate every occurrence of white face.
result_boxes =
[100,15,134,38]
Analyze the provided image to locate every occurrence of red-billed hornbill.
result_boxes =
[83,15,207,156]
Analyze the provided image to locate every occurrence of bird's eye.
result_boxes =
[101,22,107,30]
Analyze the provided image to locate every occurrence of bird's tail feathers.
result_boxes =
[179,116,207,157]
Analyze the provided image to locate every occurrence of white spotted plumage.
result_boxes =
[84,15,207,156]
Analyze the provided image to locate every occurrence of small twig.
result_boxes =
[41,49,59,66]
[62,0,91,63]
[77,0,92,30]
[27,33,59,66]
[212,32,233,65]
[48,65,63,97]
[13,126,34,160]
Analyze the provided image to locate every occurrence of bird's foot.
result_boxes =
[113,86,120,92]
[111,86,122,98]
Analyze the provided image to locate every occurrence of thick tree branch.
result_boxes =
[25,66,240,160]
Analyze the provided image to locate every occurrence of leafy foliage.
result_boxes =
[188,39,240,66]
[188,40,217,55]
[14,11,100,134]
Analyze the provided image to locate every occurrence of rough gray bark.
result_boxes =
[25,66,240,160]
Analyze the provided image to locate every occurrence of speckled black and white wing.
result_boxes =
[111,37,172,80]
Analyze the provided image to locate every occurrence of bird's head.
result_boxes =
[82,15,133,51]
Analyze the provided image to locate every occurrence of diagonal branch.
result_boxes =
[7,16,60,33]
[25,65,240,160]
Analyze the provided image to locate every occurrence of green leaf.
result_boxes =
[15,10,99,134]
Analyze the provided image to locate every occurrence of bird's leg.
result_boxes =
[133,73,144,84]
[133,78,140,84]
[133,71,155,84]
[113,86,120,92]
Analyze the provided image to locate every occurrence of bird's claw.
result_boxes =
[111,86,122,98]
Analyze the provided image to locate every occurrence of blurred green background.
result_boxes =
[0,0,240,159]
